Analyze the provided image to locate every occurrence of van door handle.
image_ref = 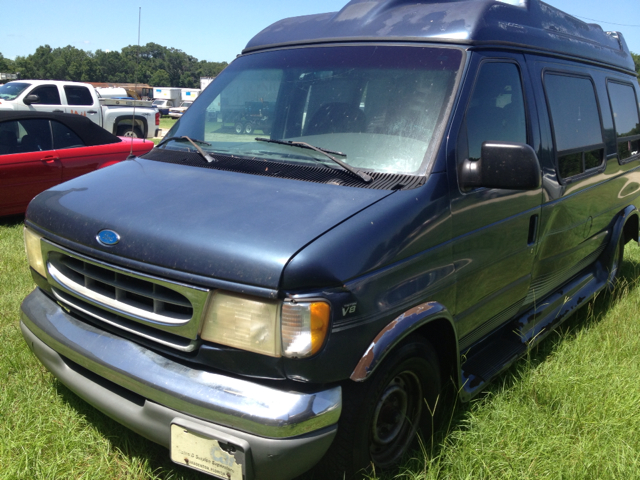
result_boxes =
[528,214,539,246]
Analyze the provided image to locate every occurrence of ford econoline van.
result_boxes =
[20,0,640,478]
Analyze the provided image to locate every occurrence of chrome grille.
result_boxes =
[43,242,209,348]
[49,255,193,324]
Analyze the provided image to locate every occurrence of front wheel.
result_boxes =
[317,336,441,478]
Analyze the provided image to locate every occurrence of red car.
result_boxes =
[0,111,154,216]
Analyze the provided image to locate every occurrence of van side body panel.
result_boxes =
[281,172,455,382]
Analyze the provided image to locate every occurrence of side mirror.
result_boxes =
[460,142,541,191]
[23,94,40,105]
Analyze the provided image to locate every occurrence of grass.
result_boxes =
[0,216,202,480]
[2,215,640,479]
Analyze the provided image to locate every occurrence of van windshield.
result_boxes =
[166,45,463,176]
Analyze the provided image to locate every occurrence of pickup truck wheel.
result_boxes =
[316,336,441,478]
[118,126,143,138]
[234,122,244,134]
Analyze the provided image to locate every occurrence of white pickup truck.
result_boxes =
[0,80,160,138]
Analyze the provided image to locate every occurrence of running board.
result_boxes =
[460,267,603,400]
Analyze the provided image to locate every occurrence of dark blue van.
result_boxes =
[20,0,640,478]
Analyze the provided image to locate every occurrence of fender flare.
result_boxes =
[601,205,638,285]
[350,301,458,382]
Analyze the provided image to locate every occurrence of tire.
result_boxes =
[316,336,441,478]
[234,122,244,134]
[244,123,254,135]
[118,126,143,138]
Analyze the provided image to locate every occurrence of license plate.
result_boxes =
[170,424,244,479]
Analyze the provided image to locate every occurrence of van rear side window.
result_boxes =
[607,81,640,162]
[544,73,604,180]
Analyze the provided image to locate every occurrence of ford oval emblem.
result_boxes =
[97,229,120,246]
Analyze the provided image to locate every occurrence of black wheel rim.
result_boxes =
[369,370,423,467]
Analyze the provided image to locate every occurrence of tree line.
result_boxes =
[0,43,228,88]
[0,45,638,87]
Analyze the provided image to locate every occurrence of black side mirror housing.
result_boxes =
[23,95,40,105]
[460,142,541,191]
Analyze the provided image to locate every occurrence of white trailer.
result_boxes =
[181,89,200,101]
[200,77,215,90]
[152,87,181,115]
[95,87,130,99]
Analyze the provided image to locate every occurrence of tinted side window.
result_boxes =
[19,119,53,151]
[30,85,61,105]
[544,74,604,179]
[51,121,85,149]
[64,86,93,106]
[607,81,640,162]
[465,62,527,160]
[0,119,53,153]
[0,120,19,154]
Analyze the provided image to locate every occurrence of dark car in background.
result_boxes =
[19,0,640,479]
[0,111,153,216]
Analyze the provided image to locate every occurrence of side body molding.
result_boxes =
[350,301,457,382]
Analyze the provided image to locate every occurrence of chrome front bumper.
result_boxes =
[20,288,340,479]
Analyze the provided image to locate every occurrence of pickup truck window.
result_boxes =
[0,82,31,101]
[544,73,605,179]
[30,85,61,105]
[64,86,93,106]
[169,45,463,176]
[607,81,640,162]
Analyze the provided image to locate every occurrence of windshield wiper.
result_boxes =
[156,136,216,163]
[255,137,372,183]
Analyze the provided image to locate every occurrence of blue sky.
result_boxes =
[3,0,640,63]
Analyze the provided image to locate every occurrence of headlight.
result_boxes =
[200,291,330,358]
[200,291,282,357]
[24,227,47,278]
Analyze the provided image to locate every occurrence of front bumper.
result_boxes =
[21,288,340,480]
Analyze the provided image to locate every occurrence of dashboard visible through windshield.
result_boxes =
[163,45,463,176]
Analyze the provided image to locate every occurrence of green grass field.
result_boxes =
[2,215,640,479]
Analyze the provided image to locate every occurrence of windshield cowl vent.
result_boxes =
[140,148,425,190]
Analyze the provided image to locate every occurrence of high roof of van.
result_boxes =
[244,0,635,73]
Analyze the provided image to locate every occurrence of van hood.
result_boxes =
[26,158,392,289]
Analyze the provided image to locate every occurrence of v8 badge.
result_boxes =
[341,302,357,317]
